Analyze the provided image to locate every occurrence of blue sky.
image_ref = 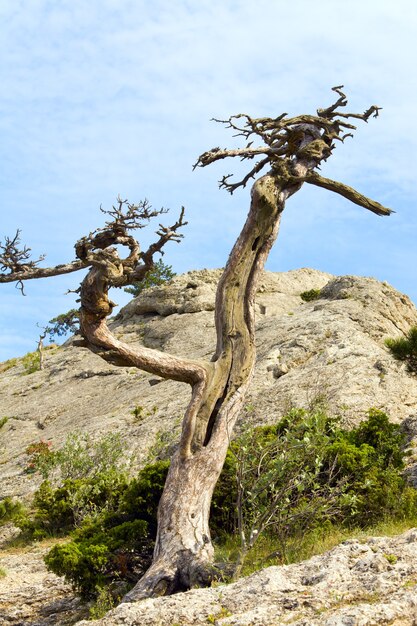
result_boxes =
[1,0,416,361]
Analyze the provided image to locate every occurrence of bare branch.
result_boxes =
[194,86,387,208]
[0,257,88,288]
[303,171,393,216]
[140,206,187,268]
[219,157,270,194]
[99,196,168,232]
[0,230,46,276]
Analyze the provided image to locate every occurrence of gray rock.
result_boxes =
[72,529,417,626]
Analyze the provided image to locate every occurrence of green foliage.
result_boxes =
[0,567,6,578]
[0,357,17,373]
[213,407,417,572]
[325,408,414,525]
[19,432,130,537]
[130,405,157,422]
[120,460,169,535]
[41,410,416,599]
[51,431,128,482]
[0,416,9,429]
[89,586,116,619]
[45,541,111,598]
[43,461,168,598]
[124,258,175,297]
[25,440,55,476]
[18,474,129,539]
[300,288,322,302]
[21,350,40,374]
[385,326,417,373]
[0,497,23,525]
[44,309,80,340]
[25,432,127,482]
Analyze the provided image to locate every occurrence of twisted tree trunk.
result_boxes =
[0,88,391,602]
[123,168,307,599]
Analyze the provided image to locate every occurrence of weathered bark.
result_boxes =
[122,159,317,599]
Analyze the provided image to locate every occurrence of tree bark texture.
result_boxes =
[123,163,312,600]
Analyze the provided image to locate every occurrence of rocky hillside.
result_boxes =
[1,267,417,625]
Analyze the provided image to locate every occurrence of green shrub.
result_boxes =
[89,586,116,619]
[385,326,417,373]
[0,416,9,429]
[45,541,111,598]
[43,462,167,598]
[43,409,417,598]
[21,350,40,374]
[0,497,23,525]
[25,440,55,477]
[20,432,131,537]
[300,288,322,302]
[213,407,417,572]
[18,473,129,539]
[0,358,18,373]
[24,431,128,483]
[120,460,169,535]
[51,431,128,482]
[325,408,414,525]
[124,258,175,297]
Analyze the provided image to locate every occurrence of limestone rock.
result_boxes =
[0,543,87,625]
[73,529,417,626]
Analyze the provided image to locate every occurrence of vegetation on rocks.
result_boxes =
[3,406,414,602]
[300,288,322,302]
[124,258,175,297]
[386,325,417,373]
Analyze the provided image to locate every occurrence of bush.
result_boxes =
[21,350,40,374]
[43,409,417,597]
[18,473,129,539]
[0,497,23,525]
[385,326,417,373]
[20,432,131,537]
[44,461,169,598]
[213,407,417,571]
[124,258,175,297]
[45,517,152,598]
[300,288,322,302]
[25,440,55,477]
[326,408,415,525]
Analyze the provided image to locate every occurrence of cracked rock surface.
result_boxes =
[74,529,417,626]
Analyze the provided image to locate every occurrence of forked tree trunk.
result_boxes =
[122,170,306,600]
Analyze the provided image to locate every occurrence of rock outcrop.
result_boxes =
[74,528,417,626]
[1,268,417,624]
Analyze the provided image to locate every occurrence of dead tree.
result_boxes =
[0,87,392,600]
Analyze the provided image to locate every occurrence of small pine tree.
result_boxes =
[385,326,417,373]
[124,259,175,298]
[45,309,80,339]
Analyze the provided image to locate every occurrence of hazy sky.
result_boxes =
[1,0,416,360]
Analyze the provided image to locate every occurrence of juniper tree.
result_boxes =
[0,87,392,600]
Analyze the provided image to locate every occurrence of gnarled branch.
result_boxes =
[194,86,385,198]
[303,172,392,216]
